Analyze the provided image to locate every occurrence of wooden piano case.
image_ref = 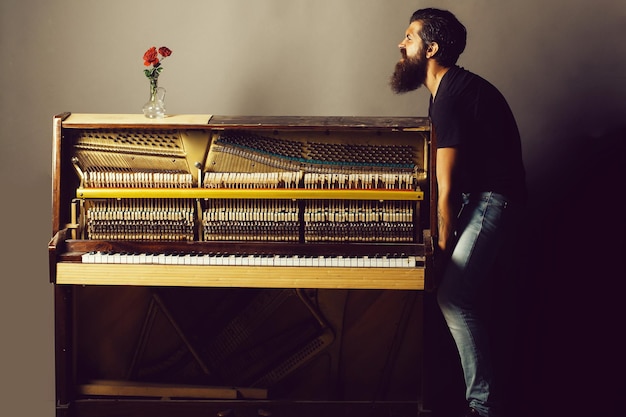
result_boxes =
[49,113,435,417]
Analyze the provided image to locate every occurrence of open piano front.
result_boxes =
[48,113,436,417]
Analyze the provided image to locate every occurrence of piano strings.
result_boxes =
[71,128,422,243]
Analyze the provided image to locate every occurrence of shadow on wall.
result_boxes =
[427,125,626,417]
[522,125,625,417]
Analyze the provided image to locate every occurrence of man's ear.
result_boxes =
[426,42,439,59]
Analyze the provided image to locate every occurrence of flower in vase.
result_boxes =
[143,46,173,80]
[142,46,172,118]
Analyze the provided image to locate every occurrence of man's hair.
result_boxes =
[410,8,467,67]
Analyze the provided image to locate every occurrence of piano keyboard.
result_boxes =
[52,115,432,290]
[81,251,424,268]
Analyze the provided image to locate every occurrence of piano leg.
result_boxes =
[54,285,73,417]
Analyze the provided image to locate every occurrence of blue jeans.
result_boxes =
[437,192,520,417]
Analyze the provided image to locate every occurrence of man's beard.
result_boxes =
[390,52,427,94]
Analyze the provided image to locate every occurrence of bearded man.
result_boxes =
[391,8,527,417]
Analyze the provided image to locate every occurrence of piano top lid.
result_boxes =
[59,113,213,128]
[208,115,430,131]
[57,113,430,131]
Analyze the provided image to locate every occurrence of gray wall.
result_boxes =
[1,1,624,416]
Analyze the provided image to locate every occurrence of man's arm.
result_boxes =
[435,147,459,253]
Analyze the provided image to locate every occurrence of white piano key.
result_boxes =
[111,253,122,264]
[81,252,94,263]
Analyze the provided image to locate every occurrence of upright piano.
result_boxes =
[49,113,435,417]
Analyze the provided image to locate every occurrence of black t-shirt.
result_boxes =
[429,66,527,203]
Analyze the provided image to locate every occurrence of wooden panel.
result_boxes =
[57,113,430,131]
[56,263,425,290]
[208,115,430,131]
[61,113,213,128]
[78,380,267,400]
[75,188,424,200]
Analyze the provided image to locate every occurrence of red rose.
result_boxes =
[158,46,172,57]
[143,46,159,66]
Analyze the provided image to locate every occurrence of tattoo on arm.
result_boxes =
[437,207,444,237]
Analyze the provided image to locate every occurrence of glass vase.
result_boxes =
[142,77,166,119]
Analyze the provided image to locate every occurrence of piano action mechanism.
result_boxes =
[49,113,435,417]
